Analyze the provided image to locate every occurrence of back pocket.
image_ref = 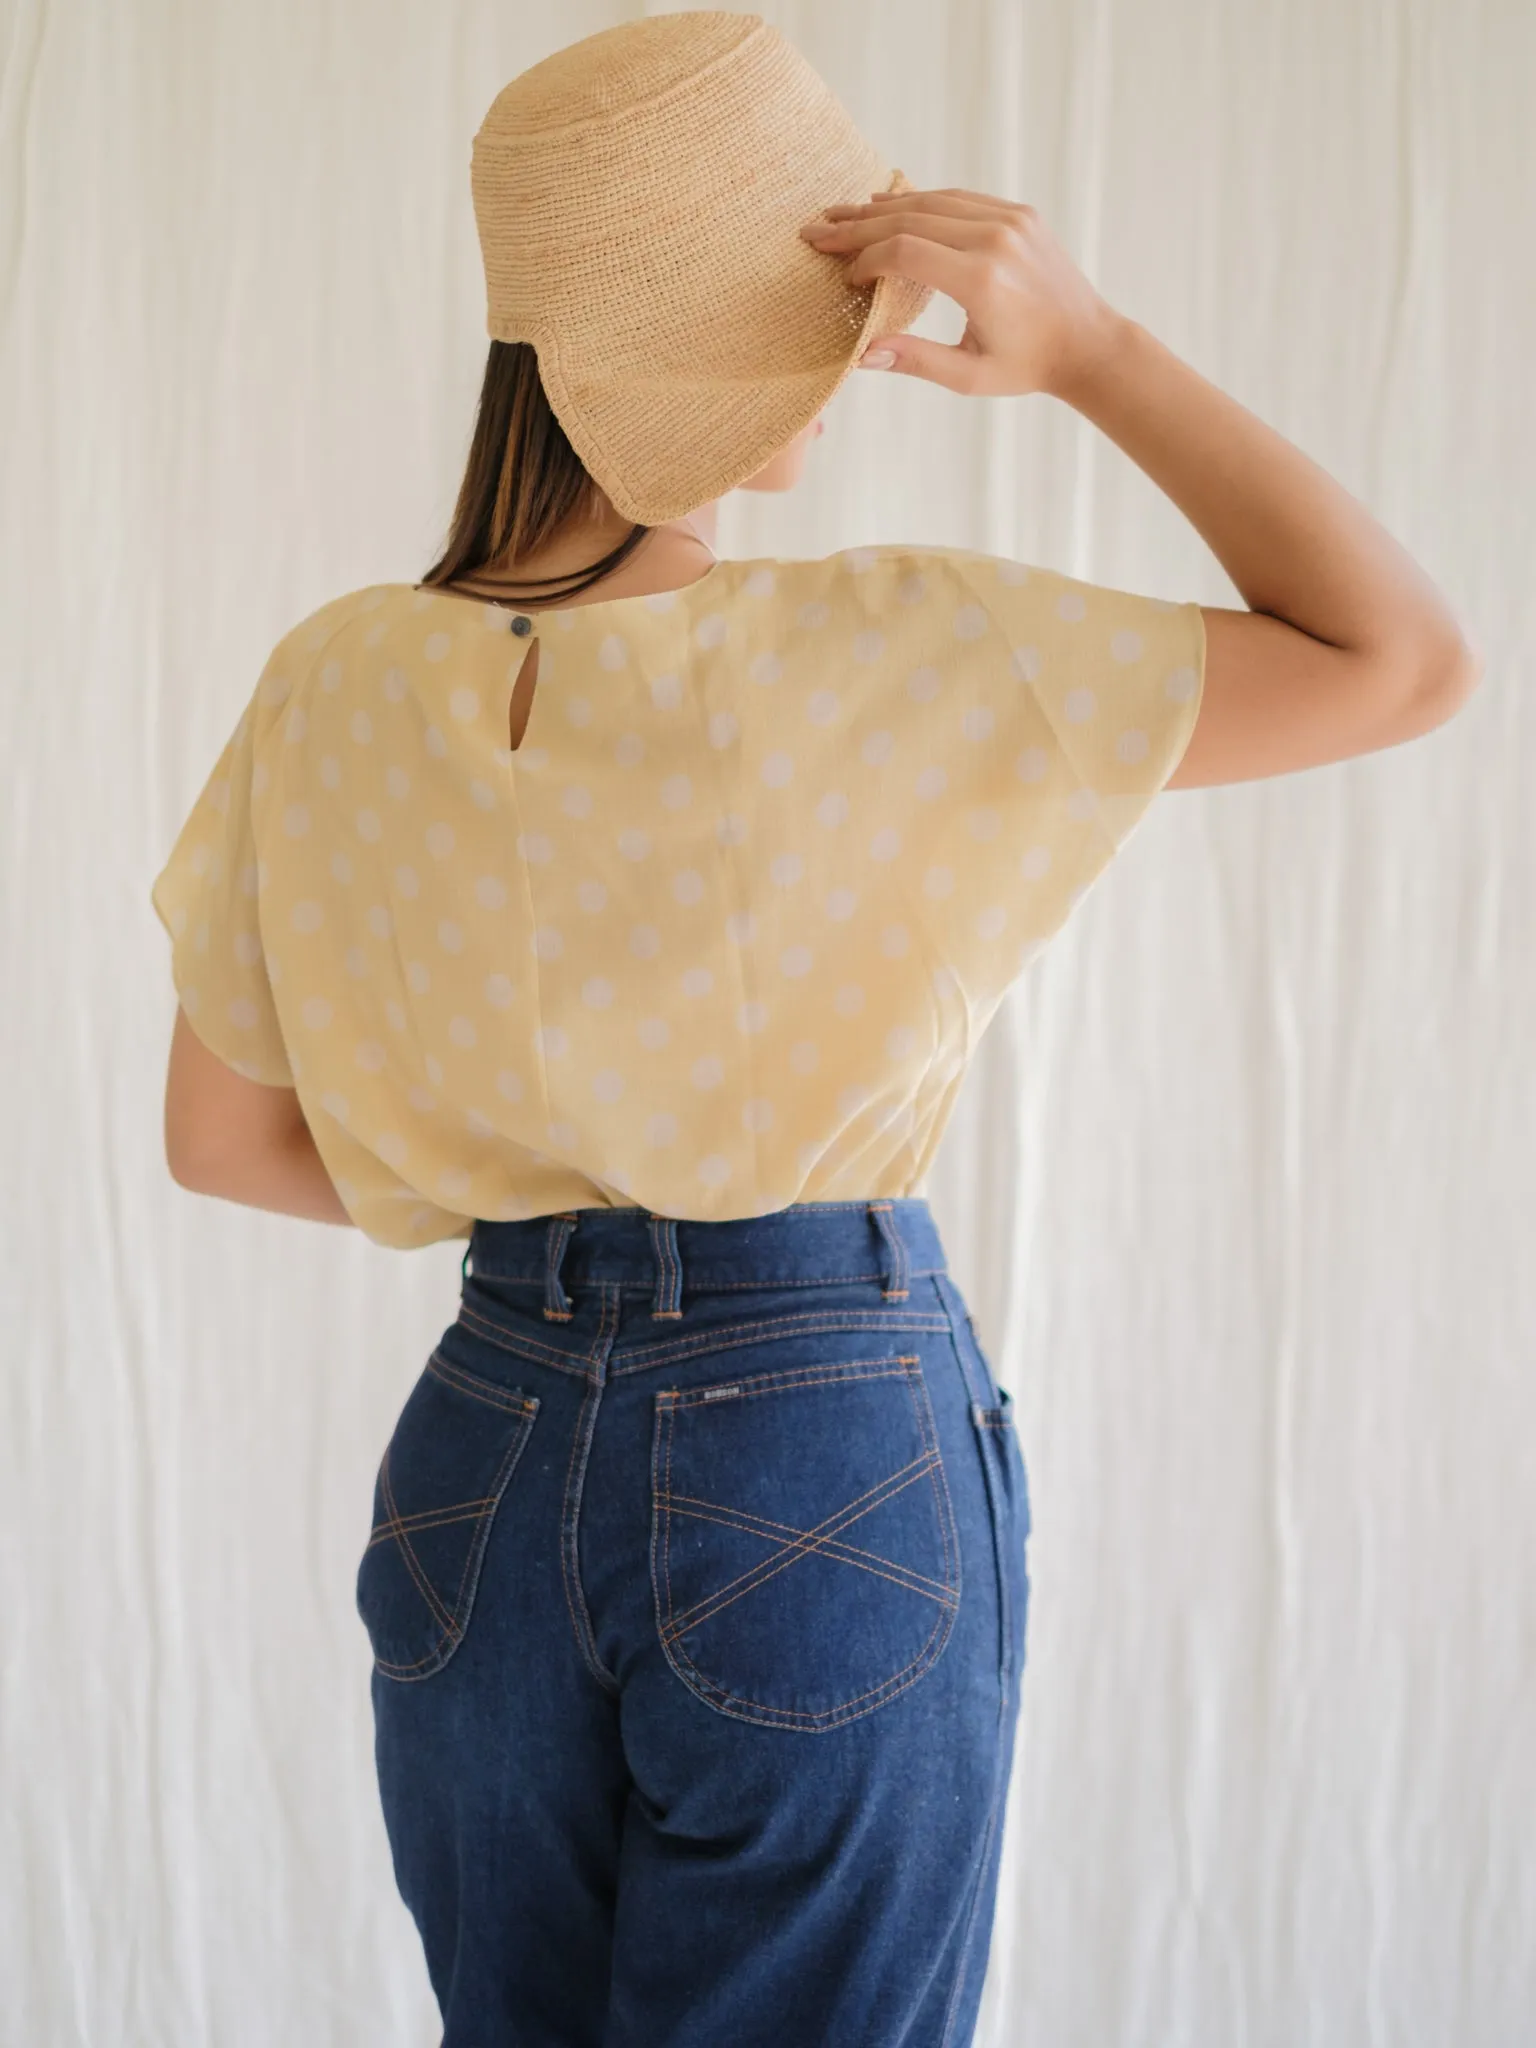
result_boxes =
[357,1350,539,1683]
[652,1354,961,1732]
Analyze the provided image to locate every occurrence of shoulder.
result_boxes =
[240,584,409,741]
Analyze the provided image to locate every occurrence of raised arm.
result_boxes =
[803,190,1482,787]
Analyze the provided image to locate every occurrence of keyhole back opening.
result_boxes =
[507,638,541,752]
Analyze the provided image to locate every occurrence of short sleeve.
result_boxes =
[952,551,1205,847]
[150,687,294,1087]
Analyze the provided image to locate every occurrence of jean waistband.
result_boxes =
[466,1199,948,1323]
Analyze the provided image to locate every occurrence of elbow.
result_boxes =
[1408,625,1485,727]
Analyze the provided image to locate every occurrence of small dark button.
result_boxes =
[511,614,533,637]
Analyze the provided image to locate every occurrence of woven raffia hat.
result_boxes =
[470,12,932,525]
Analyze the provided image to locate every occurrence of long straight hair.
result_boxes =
[419,340,649,603]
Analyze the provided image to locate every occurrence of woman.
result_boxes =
[150,15,1478,2047]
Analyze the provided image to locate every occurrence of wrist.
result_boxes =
[1046,306,1141,409]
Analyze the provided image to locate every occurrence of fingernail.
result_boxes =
[858,348,896,370]
[800,220,834,238]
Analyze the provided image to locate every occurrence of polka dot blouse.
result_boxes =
[150,546,1205,1248]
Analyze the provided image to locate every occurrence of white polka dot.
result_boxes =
[329,851,353,885]
[770,852,803,887]
[532,927,563,960]
[695,614,727,650]
[961,706,994,743]
[385,1000,406,1032]
[424,725,447,758]
[1116,728,1151,764]
[761,751,794,787]
[442,686,477,725]
[395,865,420,899]
[967,806,1001,841]
[423,822,454,859]
[517,831,554,863]
[250,762,270,798]
[880,924,909,958]
[582,976,614,1009]
[1064,687,1097,723]
[837,1085,869,1119]
[644,591,677,614]
[1057,591,1087,623]
[591,1068,625,1103]
[496,1069,524,1102]
[737,1000,769,1034]
[1021,846,1052,880]
[844,547,878,572]
[816,791,849,828]
[852,629,884,663]
[437,920,464,954]
[350,710,373,744]
[780,945,813,977]
[953,603,988,641]
[696,1154,732,1187]
[356,809,382,842]
[745,566,776,597]
[475,876,507,910]
[320,659,343,692]
[1111,629,1144,664]
[407,961,431,993]
[1165,665,1199,702]
[618,828,650,861]
[824,886,857,920]
[681,966,714,997]
[646,1111,678,1147]
[228,997,258,1031]
[553,789,590,826]
[355,1040,387,1073]
[234,931,261,967]
[862,730,895,766]
[385,766,411,801]
[886,1024,919,1059]
[975,905,1007,940]
[284,708,307,746]
[798,600,830,629]
[708,711,739,749]
[748,651,782,687]
[615,731,645,765]
[672,869,705,906]
[923,866,954,898]
[906,666,941,703]
[915,764,946,800]
[650,673,682,711]
[485,972,515,1008]
[660,773,693,811]
[565,696,592,728]
[869,827,901,861]
[806,689,840,725]
[377,1131,408,1168]
[725,910,756,945]
[382,666,408,702]
[438,1165,471,1198]
[1067,787,1099,821]
[637,1016,671,1050]
[789,1040,818,1074]
[742,1098,775,1134]
[536,1026,568,1059]
[576,880,607,913]
[302,996,333,1029]
[291,900,323,934]
[1015,747,1049,783]
[366,905,392,939]
[630,924,661,958]
[344,945,368,980]
[546,1122,578,1150]
[834,984,864,1017]
[320,756,341,790]
[408,1085,435,1112]
[898,571,927,604]
[321,1091,350,1124]
[517,745,547,770]
[692,1055,724,1090]
[598,633,629,671]
[424,631,452,662]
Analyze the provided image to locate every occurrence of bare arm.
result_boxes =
[164,1005,354,1226]
[803,190,1483,786]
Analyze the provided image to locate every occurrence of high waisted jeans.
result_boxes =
[357,1197,1031,2047]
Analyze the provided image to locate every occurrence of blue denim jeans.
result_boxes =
[357,1198,1031,2047]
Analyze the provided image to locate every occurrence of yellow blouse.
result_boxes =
[151,546,1205,1247]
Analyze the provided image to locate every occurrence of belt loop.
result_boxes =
[867,1200,910,1302]
[648,1214,684,1319]
[543,1212,578,1321]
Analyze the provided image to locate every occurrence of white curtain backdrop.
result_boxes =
[5,2,1531,2042]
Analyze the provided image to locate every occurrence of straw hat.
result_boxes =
[470,13,932,525]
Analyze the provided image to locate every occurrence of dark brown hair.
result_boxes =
[419,340,650,603]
